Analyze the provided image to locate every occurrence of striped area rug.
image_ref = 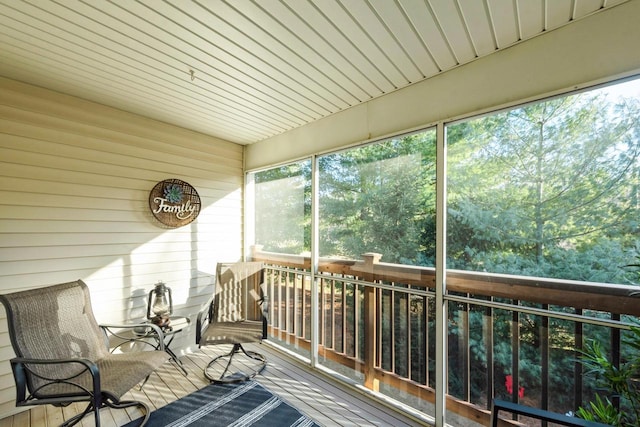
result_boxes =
[124,381,320,427]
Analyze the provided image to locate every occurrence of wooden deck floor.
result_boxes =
[0,343,428,427]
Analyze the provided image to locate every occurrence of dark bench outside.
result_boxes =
[491,399,611,427]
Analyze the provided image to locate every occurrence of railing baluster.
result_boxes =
[541,304,549,427]
[405,289,411,381]
[277,269,283,341]
[354,282,360,360]
[331,277,336,351]
[462,300,470,401]
[376,287,382,370]
[338,280,343,354]
[511,299,520,421]
[302,273,307,340]
[364,284,377,390]
[293,271,299,338]
[391,288,396,375]
[485,302,494,410]
[319,276,325,348]
[574,308,583,414]
[288,271,292,336]
[427,294,432,387]
[611,313,621,411]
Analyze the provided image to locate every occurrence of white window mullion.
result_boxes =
[310,154,319,368]
[435,121,448,427]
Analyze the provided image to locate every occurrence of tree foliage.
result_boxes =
[254,161,312,253]
[447,90,640,284]
[318,131,437,265]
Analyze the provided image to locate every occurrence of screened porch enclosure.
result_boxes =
[1,2,639,425]
[246,77,640,426]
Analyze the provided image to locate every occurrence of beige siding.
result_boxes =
[0,77,243,418]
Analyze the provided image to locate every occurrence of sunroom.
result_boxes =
[1,1,640,426]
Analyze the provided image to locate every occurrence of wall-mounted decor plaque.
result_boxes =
[149,179,201,228]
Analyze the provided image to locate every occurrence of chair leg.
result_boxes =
[60,402,97,427]
[105,399,152,427]
[204,343,267,383]
[60,399,150,427]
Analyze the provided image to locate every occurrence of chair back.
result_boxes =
[214,262,265,324]
[0,280,109,391]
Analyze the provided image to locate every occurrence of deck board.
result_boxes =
[253,343,425,427]
[0,343,427,426]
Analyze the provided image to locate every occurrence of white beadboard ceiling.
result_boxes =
[0,0,628,145]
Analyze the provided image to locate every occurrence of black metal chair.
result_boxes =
[196,261,267,383]
[0,280,169,427]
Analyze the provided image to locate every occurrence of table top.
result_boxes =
[164,316,190,331]
[132,315,190,336]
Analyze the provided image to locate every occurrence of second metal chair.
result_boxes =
[196,261,267,383]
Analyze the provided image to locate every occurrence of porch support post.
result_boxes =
[435,121,448,427]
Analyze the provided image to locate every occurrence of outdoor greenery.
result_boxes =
[253,160,311,254]
[318,131,437,264]
[577,326,640,426]
[574,259,640,425]
[447,90,640,284]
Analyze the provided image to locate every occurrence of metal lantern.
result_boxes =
[147,281,172,328]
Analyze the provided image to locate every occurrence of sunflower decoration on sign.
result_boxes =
[149,179,201,228]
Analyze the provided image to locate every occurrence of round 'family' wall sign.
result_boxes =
[149,179,201,228]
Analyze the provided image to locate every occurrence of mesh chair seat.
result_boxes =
[30,351,168,400]
[199,320,264,345]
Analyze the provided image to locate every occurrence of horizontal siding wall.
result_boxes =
[0,77,244,418]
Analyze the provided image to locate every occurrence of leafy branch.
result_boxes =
[577,327,640,426]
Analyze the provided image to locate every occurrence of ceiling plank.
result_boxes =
[428,0,477,64]
[0,0,628,144]
[516,0,544,40]
[486,0,519,49]
[398,0,458,70]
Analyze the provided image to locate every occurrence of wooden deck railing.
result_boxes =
[250,247,640,426]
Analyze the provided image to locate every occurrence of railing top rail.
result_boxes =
[251,247,640,316]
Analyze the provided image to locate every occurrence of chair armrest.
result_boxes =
[11,357,100,406]
[100,322,165,351]
[196,297,214,345]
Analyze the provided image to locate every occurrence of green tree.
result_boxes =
[319,131,437,265]
[447,91,640,283]
[254,161,312,253]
